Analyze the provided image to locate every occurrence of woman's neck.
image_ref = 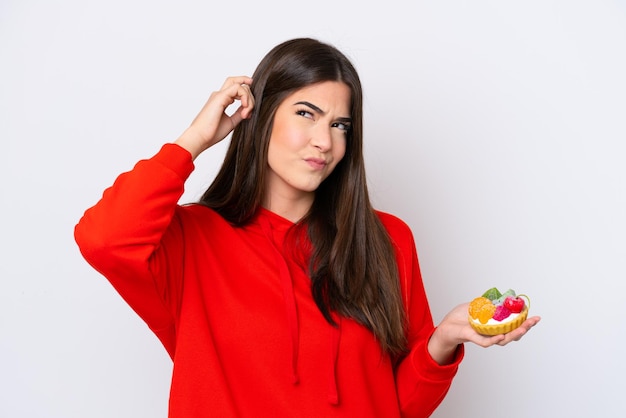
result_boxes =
[262,192,313,223]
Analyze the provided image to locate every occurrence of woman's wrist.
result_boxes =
[174,127,209,160]
[427,325,462,366]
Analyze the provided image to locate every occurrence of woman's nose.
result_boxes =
[310,126,333,152]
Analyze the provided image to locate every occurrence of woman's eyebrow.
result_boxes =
[294,101,324,114]
[294,101,351,122]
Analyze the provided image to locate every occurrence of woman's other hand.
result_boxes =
[427,302,541,365]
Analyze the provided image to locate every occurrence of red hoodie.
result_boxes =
[74,143,462,417]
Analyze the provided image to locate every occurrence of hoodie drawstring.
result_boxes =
[259,214,300,384]
[259,212,341,405]
[328,316,341,405]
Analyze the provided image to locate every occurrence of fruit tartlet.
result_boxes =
[468,288,529,335]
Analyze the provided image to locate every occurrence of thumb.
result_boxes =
[228,104,250,127]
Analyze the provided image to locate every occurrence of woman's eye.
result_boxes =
[296,109,313,119]
[332,122,351,132]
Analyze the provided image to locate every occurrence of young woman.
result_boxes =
[75,38,539,417]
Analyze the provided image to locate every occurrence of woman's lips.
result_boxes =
[305,158,327,170]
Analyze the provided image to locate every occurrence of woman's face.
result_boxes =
[264,81,351,206]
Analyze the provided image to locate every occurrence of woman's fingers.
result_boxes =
[460,314,541,348]
[219,75,253,90]
[210,81,255,140]
[175,76,255,159]
[496,316,541,346]
[195,78,254,135]
[216,76,254,120]
[469,316,541,347]
[231,82,255,121]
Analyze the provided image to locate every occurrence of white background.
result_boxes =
[2,1,625,417]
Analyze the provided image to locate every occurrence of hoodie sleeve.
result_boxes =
[378,212,464,418]
[74,143,195,358]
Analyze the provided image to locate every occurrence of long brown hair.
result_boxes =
[200,38,407,355]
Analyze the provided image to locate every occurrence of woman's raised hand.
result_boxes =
[175,76,255,159]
